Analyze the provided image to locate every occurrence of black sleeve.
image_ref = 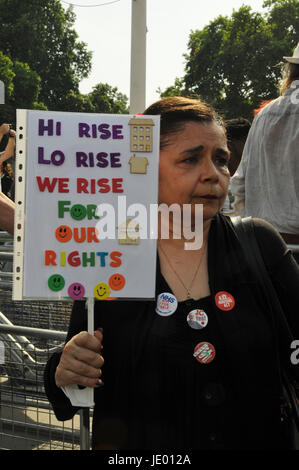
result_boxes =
[252,218,299,338]
[43,300,88,421]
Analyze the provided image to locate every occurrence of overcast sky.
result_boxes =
[63,0,266,107]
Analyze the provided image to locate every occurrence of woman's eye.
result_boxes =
[182,155,198,164]
[216,156,229,166]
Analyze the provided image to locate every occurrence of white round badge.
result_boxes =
[187,309,208,330]
[156,292,178,317]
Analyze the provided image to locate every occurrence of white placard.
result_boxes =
[13,110,160,301]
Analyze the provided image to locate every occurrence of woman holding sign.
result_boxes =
[45,97,299,450]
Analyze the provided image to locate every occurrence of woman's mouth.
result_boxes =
[196,194,218,199]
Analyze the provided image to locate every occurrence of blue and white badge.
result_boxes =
[156,292,178,316]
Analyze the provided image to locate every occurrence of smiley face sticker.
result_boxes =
[70,204,86,221]
[94,282,110,300]
[108,273,126,291]
[48,274,65,292]
[68,282,85,300]
[55,225,72,243]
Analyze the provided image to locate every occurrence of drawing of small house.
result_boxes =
[118,219,140,245]
[129,155,149,174]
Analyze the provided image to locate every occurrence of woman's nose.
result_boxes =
[198,157,219,182]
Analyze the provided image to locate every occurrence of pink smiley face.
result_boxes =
[68,282,85,300]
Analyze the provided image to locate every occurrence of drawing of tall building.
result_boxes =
[129,118,154,152]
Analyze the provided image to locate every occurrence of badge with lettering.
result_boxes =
[156,292,178,316]
[193,342,216,364]
[187,309,208,329]
[215,291,235,311]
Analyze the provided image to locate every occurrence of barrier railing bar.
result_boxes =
[0,273,12,279]
[0,282,13,289]
[0,245,13,252]
[1,419,80,444]
[79,409,91,450]
[0,324,66,340]
[0,231,13,241]
[0,252,13,261]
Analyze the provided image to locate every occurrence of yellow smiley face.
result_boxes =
[94,282,110,300]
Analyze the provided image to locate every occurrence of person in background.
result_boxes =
[226,118,251,177]
[0,191,15,234]
[0,123,16,161]
[231,43,299,245]
[0,123,16,195]
[0,161,14,200]
[221,118,251,215]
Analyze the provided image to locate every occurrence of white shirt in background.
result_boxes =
[231,81,299,234]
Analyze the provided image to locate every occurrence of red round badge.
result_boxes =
[215,291,235,311]
[193,342,216,364]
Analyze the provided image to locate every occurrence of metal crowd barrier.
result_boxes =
[0,232,91,450]
[0,321,87,450]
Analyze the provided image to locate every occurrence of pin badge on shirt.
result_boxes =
[156,292,178,316]
[215,291,235,311]
[193,342,216,364]
[187,309,208,330]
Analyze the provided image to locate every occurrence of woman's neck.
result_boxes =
[158,218,212,251]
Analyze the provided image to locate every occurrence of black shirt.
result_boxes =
[44,214,299,449]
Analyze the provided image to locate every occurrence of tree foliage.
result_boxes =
[0,0,92,110]
[62,84,129,114]
[160,0,299,119]
[0,51,47,123]
[88,84,129,114]
[0,0,128,123]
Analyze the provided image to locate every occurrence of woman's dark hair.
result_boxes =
[280,62,299,95]
[144,96,225,149]
[225,117,251,142]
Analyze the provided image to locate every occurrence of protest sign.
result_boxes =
[13,110,160,302]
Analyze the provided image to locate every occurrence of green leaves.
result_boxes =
[0,0,128,120]
[0,51,46,123]
[62,84,129,114]
[88,83,129,114]
[160,0,299,120]
[0,0,91,111]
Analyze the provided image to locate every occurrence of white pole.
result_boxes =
[130,0,147,114]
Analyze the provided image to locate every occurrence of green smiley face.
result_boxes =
[70,204,86,220]
[48,274,65,292]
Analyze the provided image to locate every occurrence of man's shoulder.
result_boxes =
[255,97,281,116]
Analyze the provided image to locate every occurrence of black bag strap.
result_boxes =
[231,216,293,342]
[231,216,299,429]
